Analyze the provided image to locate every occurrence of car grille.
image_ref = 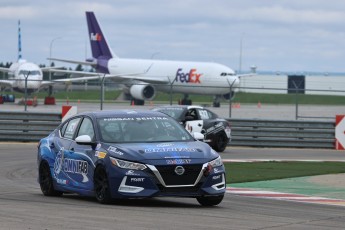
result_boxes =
[154,164,203,186]
[157,183,202,196]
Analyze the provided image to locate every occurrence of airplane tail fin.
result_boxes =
[86,11,116,60]
[18,20,22,60]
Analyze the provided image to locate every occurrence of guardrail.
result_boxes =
[0,111,61,142]
[0,112,336,149]
[227,118,335,149]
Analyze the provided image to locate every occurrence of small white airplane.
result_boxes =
[0,20,109,103]
[50,11,253,107]
[0,21,53,96]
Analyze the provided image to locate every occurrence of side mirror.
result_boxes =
[192,132,204,141]
[75,135,93,145]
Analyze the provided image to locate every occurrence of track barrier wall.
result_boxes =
[0,111,336,149]
[227,118,335,149]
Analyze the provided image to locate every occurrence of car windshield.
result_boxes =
[156,108,184,120]
[97,116,194,143]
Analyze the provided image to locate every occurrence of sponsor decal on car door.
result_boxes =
[185,120,203,134]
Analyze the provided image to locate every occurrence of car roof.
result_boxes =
[77,109,168,119]
[153,105,204,110]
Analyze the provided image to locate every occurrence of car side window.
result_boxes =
[186,109,198,120]
[60,121,69,137]
[77,118,95,140]
[198,109,210,119]
[63,117,81,140]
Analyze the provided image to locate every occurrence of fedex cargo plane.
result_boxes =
[50,11,243,106]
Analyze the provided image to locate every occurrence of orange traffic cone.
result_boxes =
[131,100,135,106]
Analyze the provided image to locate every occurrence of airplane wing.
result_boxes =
[47,66,170,84]
[237,73,257,78]
[40,66,67,71]
[0,80,13,88]
[0,68,12,88]
[50,73,170,84]
[0,67,11,73]
[48,58,97,66]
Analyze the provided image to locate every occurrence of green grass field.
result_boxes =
[5,89,345,105]
[224,161,345,183]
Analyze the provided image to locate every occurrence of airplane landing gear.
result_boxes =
[213,95,221,107]
[130,98,145,105]
[179,94,192,105]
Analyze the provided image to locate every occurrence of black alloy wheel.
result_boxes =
[94,166,112,204]
[39,161,62,196]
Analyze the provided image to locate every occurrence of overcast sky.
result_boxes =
[1,0,345,73]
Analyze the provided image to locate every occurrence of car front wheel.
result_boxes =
[94,166,112,204]
[196,195,224,206]
[39,161,62,196]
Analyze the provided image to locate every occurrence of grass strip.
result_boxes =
[224,161,345,183]
[4,90,345,105]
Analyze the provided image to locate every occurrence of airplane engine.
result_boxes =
[129,83,156,100]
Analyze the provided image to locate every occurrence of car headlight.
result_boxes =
[204,156,223,177]
[110,157,147,170]
[209,156,223,167]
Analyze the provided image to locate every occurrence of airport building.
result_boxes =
[239,72,345,96]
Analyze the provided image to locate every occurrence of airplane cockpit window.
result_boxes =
[19,70,41,76]
[220,72,235,76]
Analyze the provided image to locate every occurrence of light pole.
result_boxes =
[49,37,62,81]
[168,76,177,105]
[100,74,106,110]
[239,36,243,75]
[239,33,245,91]
[227,78,237,118]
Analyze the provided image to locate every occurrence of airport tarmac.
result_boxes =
[1,100,344,120]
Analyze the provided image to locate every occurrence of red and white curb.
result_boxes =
[227,187,345,207]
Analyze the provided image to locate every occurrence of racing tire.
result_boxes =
[39,161,63,196]
[196,195,224,206]
[94,166,112,204]
[213,133,229,152]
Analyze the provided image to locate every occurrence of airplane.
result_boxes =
[49,11,252,107]
[0,20,116,104]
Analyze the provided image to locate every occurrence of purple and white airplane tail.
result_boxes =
[86,12,116,73]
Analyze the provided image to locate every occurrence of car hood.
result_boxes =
[102,141,218,163]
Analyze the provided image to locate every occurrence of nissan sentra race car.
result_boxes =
[37,110,226,206]
[152,105,231,152]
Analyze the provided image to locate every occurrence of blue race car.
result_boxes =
[37,110,226,206]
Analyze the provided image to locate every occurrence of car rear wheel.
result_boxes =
[213,133,228,152]
[94,166,112,204]
[39,161,62,196]
[196,195,224,206]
